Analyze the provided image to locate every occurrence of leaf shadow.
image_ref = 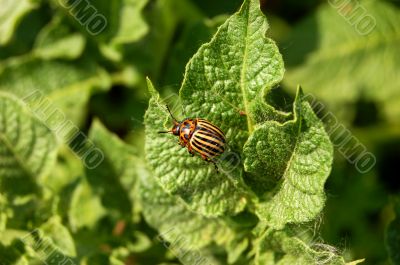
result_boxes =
[85,156,132,218]
[280,12,319,68]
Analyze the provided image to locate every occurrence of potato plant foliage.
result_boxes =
[0,0,398,264]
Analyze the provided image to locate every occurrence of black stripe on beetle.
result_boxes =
[193,135,224,152]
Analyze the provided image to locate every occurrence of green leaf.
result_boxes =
[86,119,138,218]
[253,229,346,265]
[68,177,106,231]
[244,87,333,229]
[346,260,365,265]
[145,80,249,216]
[53,0,149,61]
[109,0,149,45]
[180,0,284,147]
[43,146,83,194]
[53,0,148,42]
[144,0,287,216]
[162,16,226,87]
[0,239,27,265]
[386,197,400,265]
[0,194,9,232]
[124,0,203,79]
[226,237,249,264]
[127,231,152,253]
[0,0,37,45]
[109,233,152,265]
[39,216,76,257]
[0,229,31,248]
[0,56,111,125]
[0,92,58,197]
[34,14,86,60]
[138,164,236,249]
[21,217,77,263]
[98,0,149,61]
[282,0,400,123]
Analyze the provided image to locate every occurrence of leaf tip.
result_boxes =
[146,77,158,98]
[346,258,366,265]
[292,85,305,117]
[296,84,304,96]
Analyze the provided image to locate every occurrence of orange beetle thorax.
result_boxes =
[171,119,196,145]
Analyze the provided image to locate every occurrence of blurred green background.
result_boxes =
[0,0,399,264]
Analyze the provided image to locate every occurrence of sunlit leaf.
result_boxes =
[145,0,286,216]
[0,92,58,197]
[283,0,400,123]
[253,229,346,265]
[138,162,236,249]
[0,0,37,45]
[34,14,86,60]
[145,80,250,216]
[246,87,333,229]
[86,120,138,218]
[0,57,111,125]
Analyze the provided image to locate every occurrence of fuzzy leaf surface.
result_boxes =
[244,88,333,228]
[253,229,346,265]
[138,169,235,249]
[145,81,249,216]
[0,93,58,197]
[180,0,284,149]
[144,0,285,216]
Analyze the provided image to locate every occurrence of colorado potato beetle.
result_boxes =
[158,106,226,169]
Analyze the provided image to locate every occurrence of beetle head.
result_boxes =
[171,121,181,136]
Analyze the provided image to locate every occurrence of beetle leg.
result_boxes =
[200,154,219,171]
[209,159,218,171]
[213,162,219,171]
[208,160,218,171]
[178,139,185,147]
[188,145,195,157]
[188,148,194,156]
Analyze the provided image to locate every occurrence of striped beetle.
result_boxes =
[158,106,226,169]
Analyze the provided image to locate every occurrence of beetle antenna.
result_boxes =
[165,105,177,121]
[158,130,171,134]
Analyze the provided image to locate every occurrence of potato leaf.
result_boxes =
[34,15,86,60]
[145,0,288,216]
[386,197,400,265]
[0,0,36,45]
[253,229,347,265]
[283,0,400,123]
[86,120,138,218]
[0,57,110,125]
[245,87,333,229]
[0,92,58,197]
[145,80,250,216]
[138,166,236,249]
[180,0,284,149]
